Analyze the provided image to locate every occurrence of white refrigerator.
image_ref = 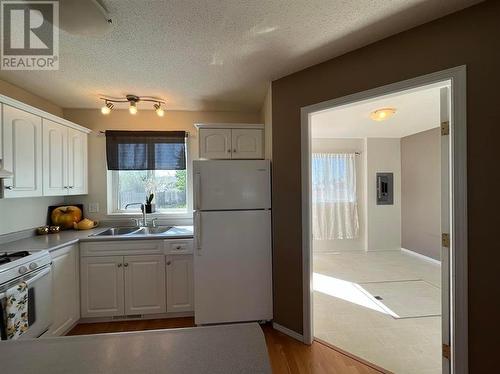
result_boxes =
[193,160,273,325]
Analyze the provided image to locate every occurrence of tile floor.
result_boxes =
[313,250,442,374]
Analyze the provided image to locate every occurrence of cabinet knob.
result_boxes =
[117,263,122,267]
[233,149,237,153]
[166,261,171,266]
[124,263,129,267]
[227,149,231,153]
[4,186,12,190]
[68,186,74,189]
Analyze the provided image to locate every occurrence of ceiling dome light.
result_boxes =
[154,103,165,117]
[101,101,113,115]
[370,108,396,121]
[129,101,138,115]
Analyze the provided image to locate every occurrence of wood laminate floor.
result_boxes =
[68,318,384,373]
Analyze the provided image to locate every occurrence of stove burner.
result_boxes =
[0,251,31,265]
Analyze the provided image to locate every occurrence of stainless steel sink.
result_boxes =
[133,226,172,235]
[94,227,142,236]
[93,226,173,237]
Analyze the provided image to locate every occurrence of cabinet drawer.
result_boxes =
[163,239,193,254]
[80,240,163,257]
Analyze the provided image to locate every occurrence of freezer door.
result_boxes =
[194,210,273,325]
[193,160,271,210]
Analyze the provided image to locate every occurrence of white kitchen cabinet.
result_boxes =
[67,127,88,195]
[46,244,79,337]
[124,255,166,315]
[43,120,88,196]
[196,124,264,160]
[80,256,125,318]
[199,128,231,159]
[2,105,43,197]
[42,119,67,195]
[231,129,263,159]
[166,254,194,313]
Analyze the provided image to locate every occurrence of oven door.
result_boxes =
[0,264,53,339]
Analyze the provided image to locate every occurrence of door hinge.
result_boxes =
[442,343,451,360]
[441,121,450,136]
[442,233,450,248]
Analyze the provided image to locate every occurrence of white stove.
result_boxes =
[0,250,52,285]
[0,250,53,339]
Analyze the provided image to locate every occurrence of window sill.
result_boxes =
[105,211,193,225]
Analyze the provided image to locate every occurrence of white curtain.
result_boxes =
[312,153,359,240]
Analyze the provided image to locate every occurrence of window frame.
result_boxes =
[106,137,192,219]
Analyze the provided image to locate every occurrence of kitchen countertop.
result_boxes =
[0,323,271,374]
[0,226,194,253]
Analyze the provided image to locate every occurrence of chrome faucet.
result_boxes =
[125,203,146,226]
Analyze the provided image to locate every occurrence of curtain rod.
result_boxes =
[313,151,361,155]
[97,130,190,137]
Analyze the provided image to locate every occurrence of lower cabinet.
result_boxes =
[166,255,194,312]
[124,255,166,315]
[80,254,166,318]
[46,244,80,336]
[81,256,125,318]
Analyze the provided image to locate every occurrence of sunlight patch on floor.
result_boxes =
[313,272,398,317]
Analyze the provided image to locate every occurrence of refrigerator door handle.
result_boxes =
[195,211,202,254]
[194,173,201,210]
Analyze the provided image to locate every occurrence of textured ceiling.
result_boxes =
[311,84,449,139]
[0,0,481,111]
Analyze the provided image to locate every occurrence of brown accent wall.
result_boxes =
[271,1,499,371]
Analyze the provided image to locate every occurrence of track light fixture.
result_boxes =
[99,95,166,116]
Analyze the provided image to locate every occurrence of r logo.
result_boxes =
[1,1,59,70]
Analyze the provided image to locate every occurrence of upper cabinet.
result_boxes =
[2,105,43,198]
[0,95,90,198]
[196,124,264,160]
[43,120,88,196]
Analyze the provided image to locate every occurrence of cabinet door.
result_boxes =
[80,256,124,318]
[124,255,166,315]
[231,129,263,159]
[2,105,43,197]
[42,119,68,196]
[199,128,231,159]
[47,244,79,336]
[67,128,88,195]
[166,255,193,312]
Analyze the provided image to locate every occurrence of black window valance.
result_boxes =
[106,131,186,171]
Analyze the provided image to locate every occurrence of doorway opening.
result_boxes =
[301,67,467,374]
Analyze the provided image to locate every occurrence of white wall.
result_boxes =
[365,138,401,251]
[62,109,262,224]
[401,128,441,260]
[312,138,365,251]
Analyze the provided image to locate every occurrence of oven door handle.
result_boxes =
[25,266,51,286]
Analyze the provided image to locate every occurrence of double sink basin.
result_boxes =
[93,226,173,237]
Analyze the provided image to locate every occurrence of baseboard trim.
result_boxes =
[401,248,441,266]
[272,322,305,342]
[78,311,194,324]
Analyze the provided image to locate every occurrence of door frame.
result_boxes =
[300,66,467,373]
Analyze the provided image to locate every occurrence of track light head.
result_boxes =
[154,102,165,117]
[101,101,113,115]
[129,101,138,115]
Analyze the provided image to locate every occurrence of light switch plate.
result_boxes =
[88,202,99,213]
